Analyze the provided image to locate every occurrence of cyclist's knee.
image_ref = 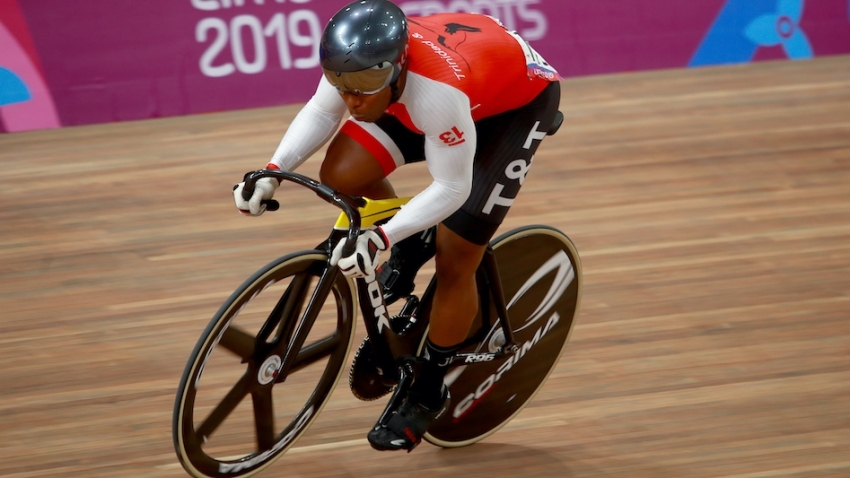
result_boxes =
[319,148,361,191]
[318,159,350,191]
[320,133,392,197]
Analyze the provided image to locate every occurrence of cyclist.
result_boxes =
[234,0,561,452]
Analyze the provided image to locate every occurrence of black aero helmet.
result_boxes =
[320,0,409,95]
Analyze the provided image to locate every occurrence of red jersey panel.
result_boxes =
[405,13,557,121]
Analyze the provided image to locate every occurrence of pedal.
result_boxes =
[378,266,414,306]
[398,295,419,318]
[391,297,420,335]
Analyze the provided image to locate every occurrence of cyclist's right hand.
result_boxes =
[233,176,279,216]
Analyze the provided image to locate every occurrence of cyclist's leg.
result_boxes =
[319,117,424,199]
[428,226,487,347]
[369,82,562,451]
[403,226,485,409]
[423,81,563,400]
[434,80,561,336]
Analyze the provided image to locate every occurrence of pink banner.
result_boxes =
[1,0,849,132]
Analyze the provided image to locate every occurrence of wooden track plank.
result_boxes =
[1,55,849,477]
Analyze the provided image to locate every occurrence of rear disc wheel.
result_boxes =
[425,226,582,447]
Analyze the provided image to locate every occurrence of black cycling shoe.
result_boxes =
[367,386,450,452]
[378,226,437,305]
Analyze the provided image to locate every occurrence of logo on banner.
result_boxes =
[0,67,29,107]
[194,0,323,77]
[400,0,548,41]
[0,2,61,132]
[690,0,814,66]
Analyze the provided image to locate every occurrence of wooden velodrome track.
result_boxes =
[1,55,849,478]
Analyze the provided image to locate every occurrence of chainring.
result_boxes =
[349,336,395,401]
[350,304,422,401]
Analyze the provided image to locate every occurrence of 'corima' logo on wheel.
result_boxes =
[446,249,575,420]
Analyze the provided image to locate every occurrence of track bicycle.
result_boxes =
[172,139,582,478]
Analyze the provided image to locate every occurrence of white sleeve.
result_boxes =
[268,76,348,171]
[380,75,476,247]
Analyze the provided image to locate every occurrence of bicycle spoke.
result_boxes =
[218,325,256,360]
[278,333,340,380]
[196,373,251,442]
[252,387,276,450]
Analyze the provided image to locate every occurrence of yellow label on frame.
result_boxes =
[334,197,412,230]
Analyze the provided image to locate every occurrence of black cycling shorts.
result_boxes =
[354,81,561,245]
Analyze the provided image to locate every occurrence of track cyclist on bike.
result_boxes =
[234,0,562,452]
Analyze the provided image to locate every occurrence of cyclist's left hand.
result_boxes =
[331,228,389,278]
[233,177,279,216]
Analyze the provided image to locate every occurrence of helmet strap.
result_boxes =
[388,65,407,105]
[389,80,401,104]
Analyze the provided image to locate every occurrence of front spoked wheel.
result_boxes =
[426,226,582,447]
[173,251,356,478]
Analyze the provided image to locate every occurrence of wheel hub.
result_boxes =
[258,355,282,385]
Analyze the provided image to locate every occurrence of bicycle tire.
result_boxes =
[173,251,357,478]
[424,225,582,447]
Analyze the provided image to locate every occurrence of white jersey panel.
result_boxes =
[269,76,347,171]
[379,72,476,246]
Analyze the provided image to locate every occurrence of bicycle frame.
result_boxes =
[241,169,520,398]
[173,167,578,476]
